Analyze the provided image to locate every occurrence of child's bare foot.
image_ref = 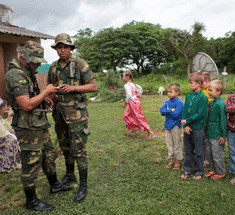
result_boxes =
[210,174,225,180]
[146,134,156,140]
[205,171,216,178]
[181,173,191,180]
[230,177,235,185]
[173,160,181,170]
[165,159,174,169]
[16,163,21,170]
[204,158,209,168]
[127,130,138,136]
[193,175,202,180]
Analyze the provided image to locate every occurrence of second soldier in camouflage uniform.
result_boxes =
[48,33,97,203]
[4,41,71,212]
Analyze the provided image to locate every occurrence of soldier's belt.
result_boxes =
[32,109,48,113]
[58,94,75,102]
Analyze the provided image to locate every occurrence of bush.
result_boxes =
[91,73,234,102]
[102,70,122,88]
[98,88,124,102]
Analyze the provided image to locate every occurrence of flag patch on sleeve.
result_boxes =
[19,79,27,85]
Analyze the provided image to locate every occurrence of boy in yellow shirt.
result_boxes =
[202,72,213,167]
[202,72,213,103]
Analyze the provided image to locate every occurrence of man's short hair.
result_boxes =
[168,83,181,94]
[209,80,224,95]
[188,72,204,86]
[202,72,212,82]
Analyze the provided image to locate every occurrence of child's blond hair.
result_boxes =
[188,72,204,86]
[123,71,133,81]
[168,83,181,95]
[209,80,224,95]
[202,72,212,82]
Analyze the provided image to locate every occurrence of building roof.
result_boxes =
[0,23,54,39]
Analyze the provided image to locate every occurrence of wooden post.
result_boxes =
[223,67,227,89]
[187,64,191,78]
[162,74,169,86]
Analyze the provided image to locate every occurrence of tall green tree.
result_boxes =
[209,31,235,74]
[167,22,209,76]
[120,21,168,75]
[73,22,232,76]
[74,28,105,73]
[73,21,168,75]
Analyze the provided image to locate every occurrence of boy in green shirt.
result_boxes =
[205,80,227,179]
[181,72,208,180]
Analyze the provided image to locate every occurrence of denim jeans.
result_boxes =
[228,131,235,175]
[183,129,204,176]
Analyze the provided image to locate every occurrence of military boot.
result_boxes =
[61,162,77,185]
[47,173,72,194]
[74,169,88,203]
[24,186,54,211]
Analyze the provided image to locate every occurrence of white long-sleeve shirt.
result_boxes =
[124,82,137,103]
[0,116,12,138]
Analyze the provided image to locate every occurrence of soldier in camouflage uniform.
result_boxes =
[4,41,71,212]
[48,33,97,203]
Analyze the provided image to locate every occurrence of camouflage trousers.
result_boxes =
[14,127,57,188]
[53,110,89,171]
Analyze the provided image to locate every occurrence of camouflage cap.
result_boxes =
[17,41,47,64]
[51,33,75,50]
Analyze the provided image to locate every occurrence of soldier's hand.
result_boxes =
[48,94,59,101]
[59,84,74,94]
[45,84,58,95]
[44,97,54,108]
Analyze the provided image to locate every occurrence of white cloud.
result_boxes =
[1,0,234,63]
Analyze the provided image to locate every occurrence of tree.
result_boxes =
[167,22,209,77]
[73,22,233,76]
[209,31,235,74]
[120,21,167,75]
[73,21,168,75]
[74,28,105,73]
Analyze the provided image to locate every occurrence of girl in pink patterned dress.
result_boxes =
[122,72,155,139]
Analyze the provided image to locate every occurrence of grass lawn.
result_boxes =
[0,95,234,215]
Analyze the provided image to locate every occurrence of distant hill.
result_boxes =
[36,64,50,74]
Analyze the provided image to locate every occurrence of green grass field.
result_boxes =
[0,95,234,215]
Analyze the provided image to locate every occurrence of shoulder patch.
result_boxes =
[82,63,89,72]
[19,79,27,85]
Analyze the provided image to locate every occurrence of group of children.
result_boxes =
[160,72,235,185]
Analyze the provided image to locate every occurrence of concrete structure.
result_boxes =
[0,4,54,99]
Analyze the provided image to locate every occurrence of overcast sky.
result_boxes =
[1,0,235,63]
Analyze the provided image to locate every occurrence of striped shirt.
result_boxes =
[226,94,235,132]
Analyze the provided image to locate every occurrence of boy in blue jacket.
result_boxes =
[160,84,184,170]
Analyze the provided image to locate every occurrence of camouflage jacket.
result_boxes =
[4,59,49,130]
[48,55,94,124]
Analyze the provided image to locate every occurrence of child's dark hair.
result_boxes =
[202,72,212,82]
[188,72,204,86]
[168,83,181,95]
[124,71,133,81]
